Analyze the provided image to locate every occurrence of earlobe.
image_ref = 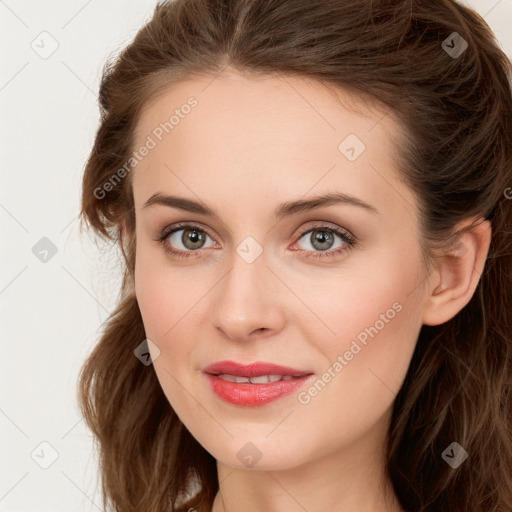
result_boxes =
[422,218,492,326]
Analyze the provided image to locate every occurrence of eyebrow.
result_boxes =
[142,191,379,218]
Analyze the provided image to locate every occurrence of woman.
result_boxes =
[78,0,512,511]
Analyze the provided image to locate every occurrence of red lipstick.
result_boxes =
[202,360,314,407]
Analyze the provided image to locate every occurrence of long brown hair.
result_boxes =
[78,1,512,510]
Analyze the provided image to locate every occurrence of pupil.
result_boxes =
[184,229,205,249]
[312,230,333,250]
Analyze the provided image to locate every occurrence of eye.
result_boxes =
[158,223,216,258]
[292,223,357,260]
[157,222,357,260]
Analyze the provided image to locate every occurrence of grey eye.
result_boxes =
[168,228,214,251]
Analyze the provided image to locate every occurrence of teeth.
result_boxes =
[217,374,298,384]
[250,375,278,384]
[216,374,240,382]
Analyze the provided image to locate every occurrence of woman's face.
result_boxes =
[132,70,431,470]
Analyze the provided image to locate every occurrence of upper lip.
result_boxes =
[203,360,313,378]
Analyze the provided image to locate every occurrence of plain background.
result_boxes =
[1,0,511,510]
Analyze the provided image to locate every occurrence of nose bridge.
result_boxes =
[212,241,282,339]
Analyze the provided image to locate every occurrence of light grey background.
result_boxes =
[1,0,511,510]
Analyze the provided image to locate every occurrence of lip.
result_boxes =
[202,360,312,378]
[202,360,314,407]
[204,373,314,407]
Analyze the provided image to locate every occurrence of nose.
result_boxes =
[211,249,285,341]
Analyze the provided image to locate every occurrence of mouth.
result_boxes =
[212,374,304,383]
[202,360,313,378]
[202,360,314,407]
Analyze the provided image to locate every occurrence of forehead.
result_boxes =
[134,70,394,150]
[131,71,417,222]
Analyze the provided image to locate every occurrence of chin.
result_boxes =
[203,436,308,472]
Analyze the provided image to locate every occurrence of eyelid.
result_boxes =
[159,220,354,241]
[289,221,357,256]
[160,221,218,242]
[292,220,353,239]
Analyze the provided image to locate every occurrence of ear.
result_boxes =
[422,217,492,326]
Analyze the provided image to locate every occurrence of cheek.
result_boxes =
[134,266,168,339]
[297,251,424,417]
[134,257,199,416]
[310,241,424,349]
[291,279,422,453]
[319,275,417,357]
[134,251,197,340]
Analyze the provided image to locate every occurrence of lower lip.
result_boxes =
[204,373,313,407]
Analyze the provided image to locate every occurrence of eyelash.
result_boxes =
[157,222,357,260]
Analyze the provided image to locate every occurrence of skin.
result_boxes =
[130,69,491,512]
